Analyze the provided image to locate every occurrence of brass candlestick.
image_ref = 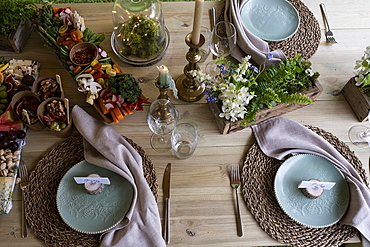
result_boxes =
[175,33,205,102]
[155,78,169,100]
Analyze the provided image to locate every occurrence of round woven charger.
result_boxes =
[267,0,321,60]
[221,0,321,60]
[24,134,158,247]
[241,126,369,247]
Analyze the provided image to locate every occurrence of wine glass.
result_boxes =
[206,21,236,77]
[147,99,179,152]
[348,124,370,148]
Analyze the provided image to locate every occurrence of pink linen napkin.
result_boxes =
[251,116,370,247]
[71,105,165,247]
[225,0,286,65]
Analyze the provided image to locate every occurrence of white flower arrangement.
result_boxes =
[192,56,256,122]
[353,46,370,97]
[191,54,319,125]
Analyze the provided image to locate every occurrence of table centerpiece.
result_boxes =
[191,54,321,134]
[342,46,370,122]
[0,0,36,53]
[35,4,150,123]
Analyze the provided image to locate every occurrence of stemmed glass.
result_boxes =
[147,99,179,152]
[348,124,370,148]
[206,21,237,77]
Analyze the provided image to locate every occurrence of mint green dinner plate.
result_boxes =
[274,154,349,228]
[57,160,134,234]
[240,0,300,41]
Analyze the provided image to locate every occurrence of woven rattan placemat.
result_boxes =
[241,126,369,247]
[267,0,321,60]
[221,0,321,60]
[24,134,158,247]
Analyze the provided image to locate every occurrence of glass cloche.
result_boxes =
[111,0,170,66]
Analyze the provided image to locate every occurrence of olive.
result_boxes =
[8,141,19,151]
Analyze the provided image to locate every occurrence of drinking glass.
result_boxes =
[206,21,236,77]
[171,123,198,159]
[198,26,212,63]
[210,21,236,58]
[147,99,179,152]
[348,124,370,148]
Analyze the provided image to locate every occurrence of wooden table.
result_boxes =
[0,1,369,246]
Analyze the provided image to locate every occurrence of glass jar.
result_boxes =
[111,0,169,66]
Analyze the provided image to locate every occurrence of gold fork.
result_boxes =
[320,3,337,43]
[19,161,29,238]
[229,164,243,237]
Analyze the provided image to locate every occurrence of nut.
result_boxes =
[0,148,20,178]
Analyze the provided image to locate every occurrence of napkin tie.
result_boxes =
[71,105,165,247]
[225,0,286,66]
[251,116,370,247]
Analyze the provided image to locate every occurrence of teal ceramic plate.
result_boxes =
[57,160,134,234]
[274,154,349,228]
[240,0,300,41]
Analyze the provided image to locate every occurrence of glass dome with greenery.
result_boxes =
[111,0,169,66]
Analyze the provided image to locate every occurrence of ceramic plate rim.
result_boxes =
[274,154,349,228]
[56,160,134,234]
[240,0,300,41]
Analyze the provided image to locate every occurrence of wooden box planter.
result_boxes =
[341,77,370,122]
[0,20,33,53]
[208,81,323,134]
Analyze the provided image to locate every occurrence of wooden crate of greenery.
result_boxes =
[208,81,323,134]
[0,20,33,53]
[341,77,370,122]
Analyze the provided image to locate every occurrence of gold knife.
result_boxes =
[163,163,171,244]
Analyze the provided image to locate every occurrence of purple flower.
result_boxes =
[205,89,218,102]
[206,94,218,102]
[251,65,258,73]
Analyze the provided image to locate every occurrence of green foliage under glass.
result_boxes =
[119,14,163,59]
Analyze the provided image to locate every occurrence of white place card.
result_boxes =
[74,177,111,185]
[298,181,336,190]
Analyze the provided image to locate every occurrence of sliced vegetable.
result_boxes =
[97,98,109,115]
[110,110,120,123]
[112,106,124,120]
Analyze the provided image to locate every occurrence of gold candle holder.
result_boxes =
[155,78,169,100]
[175,33,205,102]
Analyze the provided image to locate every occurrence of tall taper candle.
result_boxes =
[191,0,204,45]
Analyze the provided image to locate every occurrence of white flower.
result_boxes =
[355,74,365,86]
[217,81,256,122]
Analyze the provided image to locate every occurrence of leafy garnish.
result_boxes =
[108,73,142,103]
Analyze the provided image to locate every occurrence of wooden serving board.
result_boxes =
[208,81,323,134]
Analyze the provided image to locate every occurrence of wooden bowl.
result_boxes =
[10,90,45,130]
[69,42,98,66]
[37,97,73,137]
[32,76,65,102]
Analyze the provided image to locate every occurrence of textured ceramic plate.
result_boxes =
[274,154,349,228]
[240,0,300,41]
[57,160,134,234]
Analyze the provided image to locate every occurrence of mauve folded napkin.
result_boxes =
[71,105,165,247]
[225,0,286,65]
[251,116,370,246]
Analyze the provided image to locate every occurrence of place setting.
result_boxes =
[223,0,322,64]
[24,106,164,246]
[240,116,370,247]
